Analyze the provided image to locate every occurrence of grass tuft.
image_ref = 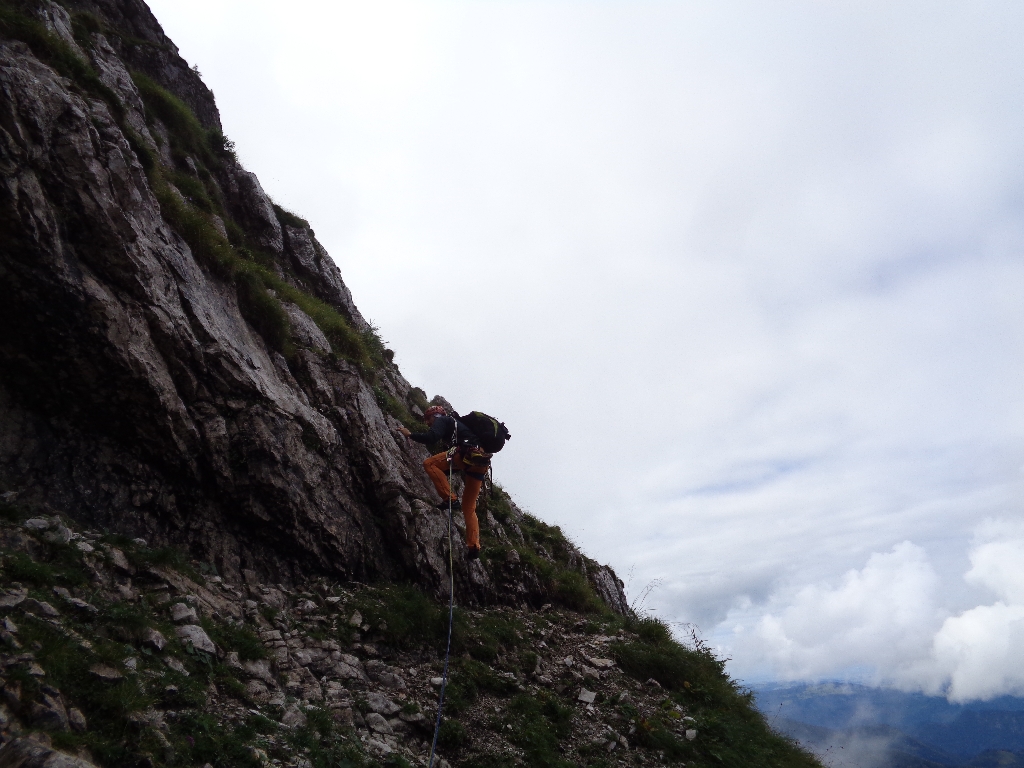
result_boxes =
[273,203,309,230]
[0,3,123,118]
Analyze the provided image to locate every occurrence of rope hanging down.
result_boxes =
[427,451,457,768]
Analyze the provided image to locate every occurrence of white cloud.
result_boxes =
[717,521,1024,702]
[717,542,944,683]
[932,521,1024,702]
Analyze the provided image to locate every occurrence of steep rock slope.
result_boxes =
[0,0,626,613]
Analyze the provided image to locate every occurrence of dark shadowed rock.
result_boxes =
[0,737,98,767]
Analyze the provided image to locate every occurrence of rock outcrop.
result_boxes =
[0,0,627,613]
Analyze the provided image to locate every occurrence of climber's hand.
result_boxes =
[397,426,411,438]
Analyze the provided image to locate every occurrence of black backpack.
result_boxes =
[457,411,511,453]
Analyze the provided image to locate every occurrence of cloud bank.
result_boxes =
[719,520,1024,701]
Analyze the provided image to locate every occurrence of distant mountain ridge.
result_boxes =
[754,683,1024,768]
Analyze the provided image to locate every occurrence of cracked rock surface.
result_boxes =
[0,0,627,615]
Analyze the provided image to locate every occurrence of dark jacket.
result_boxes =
[409,414,479,448]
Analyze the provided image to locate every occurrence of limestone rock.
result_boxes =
[241,659,275,685]
[364,712,393,735]
[282,305,330,355]
[0,737,99,767]
[103,547,134,575]
[42,523,72,545]
[165,658,189,676]
[89,664,123,682]
[245,680,270,704]
[280,704,307,729]
[0,593,26,610]
[175,625,217,654]
[22,599,59,618]
[365,692,400,716]
[142,628,167,651]
[170,603,198,623]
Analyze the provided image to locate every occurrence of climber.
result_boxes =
[396,405,490,560]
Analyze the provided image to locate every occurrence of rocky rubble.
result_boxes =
[0,508,761,768]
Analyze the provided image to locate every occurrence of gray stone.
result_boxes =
[23,518,51,531]
[103,547,134,574]
[22,599,60,617]
[90,664,123,682]
[170,603,198,623]
[685,729,698,741]
[281,704,307,728]
[332,707,355,727]
[363,660,387,680]
[282,305,331,355]
[245,679,270,704]
[0,737,98,767]
[365,692,400,716]
[164,657,189,676]
[142,628,167,651]
[578,689,597,704]
[364,712,393,735]
[175,624,217,654]
[241,659,275,684]
[378,671,407,689]
[68,597,99,614]
[0,593,25,610]
[348,610,362,627]
[43,523,72,545]
[331,660,366,681]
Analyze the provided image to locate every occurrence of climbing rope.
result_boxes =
[427,452,457,768]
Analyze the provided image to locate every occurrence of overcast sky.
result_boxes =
[146,0,1024,700]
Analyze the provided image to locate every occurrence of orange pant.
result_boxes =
[423,451,485,550]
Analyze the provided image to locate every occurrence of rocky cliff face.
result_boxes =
[0,0,627,614]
